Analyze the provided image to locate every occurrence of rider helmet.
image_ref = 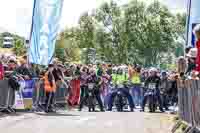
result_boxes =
[161,71,167,76]
[149,68,157,76]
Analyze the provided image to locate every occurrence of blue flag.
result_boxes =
[186,0,200,47]
[29,0,63,65]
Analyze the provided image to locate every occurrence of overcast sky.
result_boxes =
[0,0,187,38]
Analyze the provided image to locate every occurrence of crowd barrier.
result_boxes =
[0,78,71,112]
[178,79,200,130]
[0,80,15,112]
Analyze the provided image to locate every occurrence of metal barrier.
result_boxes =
[178,79,200,130]
[32,79,69,111]
[0,78,69,112]
[0,80,15,112]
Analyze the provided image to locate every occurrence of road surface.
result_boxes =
[0,110,174,133]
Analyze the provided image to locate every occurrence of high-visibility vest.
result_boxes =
[44,72,56,92]
[131,73,141,84]
[112,74,128,85]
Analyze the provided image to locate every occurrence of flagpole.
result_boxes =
[185,0,192,47]
[27,0,37,65]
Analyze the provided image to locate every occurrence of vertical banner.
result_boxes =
[29,0,64,65]
[186,0,200,47]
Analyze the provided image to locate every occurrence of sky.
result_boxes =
[0,0,187,38]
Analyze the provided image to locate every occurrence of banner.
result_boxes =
[29,0,64,65]
[20,80,35,99]
[186,0,200,47]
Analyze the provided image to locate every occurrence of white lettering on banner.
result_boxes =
[39,34,49,64]
[39,5,50,63]
[38,1,56,64]
[29,0,63,65]
[22,89,33,93]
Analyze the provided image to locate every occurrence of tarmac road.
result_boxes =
[0,110,174,133]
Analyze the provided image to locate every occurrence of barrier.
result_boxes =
[0,78,70,112]
[32,79,70,111]
[0,80,15,112]
[178,79,200,131]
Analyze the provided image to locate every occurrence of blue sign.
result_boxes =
[29,0,64,65]
[20,80,35,99]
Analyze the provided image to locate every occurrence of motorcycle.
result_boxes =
[145,83,157,112]
[87,82,96,112]
[114,83,130,112]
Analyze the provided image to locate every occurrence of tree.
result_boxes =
[55,28,81,63]
[122,0,178,66]
[78,12,95,48]
[57,0,186,66]
[13,39,26,56]
[95,1,128,64]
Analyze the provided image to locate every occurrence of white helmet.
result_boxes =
[149,68,157,73]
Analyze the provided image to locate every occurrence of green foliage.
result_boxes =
[55,28,81,63]
[13,39,26,56]
[0,32,26,56]
[78,12,95,48]
[57,0,186,66]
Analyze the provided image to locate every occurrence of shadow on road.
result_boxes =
[36,112,80,117]
[0,112,22,117]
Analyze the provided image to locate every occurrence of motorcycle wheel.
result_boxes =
[117,95,123,112]
[149,95,154,113]
[88,95,95,112]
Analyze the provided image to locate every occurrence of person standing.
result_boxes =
[68,65,81,106]
[80,66,89,103]
[52,61,65,86]
[79,68,104,112]
[44,64,56,113]
[15,56,32,80]
[160,71,169,110]
[108,68,134,111]
[141,68,164,112]
[129,66,142,107]
[100,70,110,108]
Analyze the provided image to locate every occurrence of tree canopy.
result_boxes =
[56,0,186,67]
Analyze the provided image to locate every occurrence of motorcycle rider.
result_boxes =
[79,68,104,112]
[107,67,134,111]
[141,68,164,112]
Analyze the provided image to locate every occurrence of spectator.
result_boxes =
[15,56,32,79]
[177,56,187,74]
[44,64,56,113]
[8,60,17,71]
[185,46,192,55]
[97,64,103,77]
[129,66,142,106]
[186,48,197,75]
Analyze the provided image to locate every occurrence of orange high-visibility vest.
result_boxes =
[44,72,56,92]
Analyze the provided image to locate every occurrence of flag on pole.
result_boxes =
[186,0,200,47]
[29,0,64,66]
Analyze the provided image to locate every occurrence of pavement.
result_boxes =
[0,109,174,133]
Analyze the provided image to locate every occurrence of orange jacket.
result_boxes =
[44,72,56,92]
